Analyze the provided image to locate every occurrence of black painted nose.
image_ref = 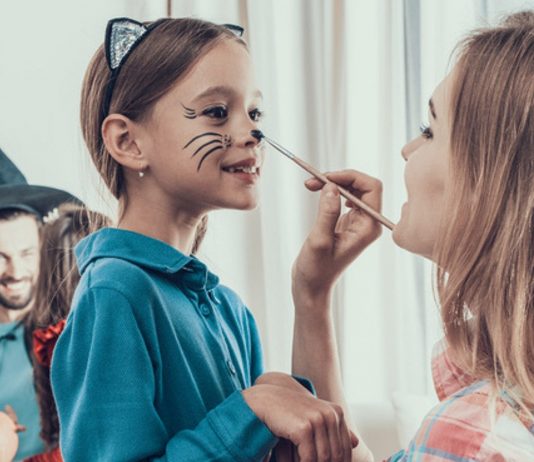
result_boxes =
[250,130,264,141]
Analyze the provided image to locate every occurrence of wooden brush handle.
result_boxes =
[292,157,394,230]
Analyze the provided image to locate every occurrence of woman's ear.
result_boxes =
[101,114,147,172]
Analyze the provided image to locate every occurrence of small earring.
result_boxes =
[138,170,145,178]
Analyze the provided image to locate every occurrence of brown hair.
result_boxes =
[435,11,534,411]
[24,203,110,448]
[81,18,245,254]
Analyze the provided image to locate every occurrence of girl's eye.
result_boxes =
[202,106,228,119]
[419,123,433,139]
[249,108,264,122]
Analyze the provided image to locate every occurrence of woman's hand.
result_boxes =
[243,372,356,461]
[292,170,383,307]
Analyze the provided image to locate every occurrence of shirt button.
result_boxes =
[200,304,211,316]
[226,359,237,376]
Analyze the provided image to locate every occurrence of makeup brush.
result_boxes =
[251,130,394,230]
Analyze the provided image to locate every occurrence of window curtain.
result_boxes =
[177,0,533,402]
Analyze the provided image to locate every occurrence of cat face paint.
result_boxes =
[132,40,263,214]
[181,103,197,120]
[183,132,233,172]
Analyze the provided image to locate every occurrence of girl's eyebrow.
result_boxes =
[191,85,263,103]
[429,98,437,120]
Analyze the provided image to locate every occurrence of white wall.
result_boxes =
[0,0,167,215]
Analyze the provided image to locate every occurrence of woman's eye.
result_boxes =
[203,106,228,119]
[419,123,433,139]
[249,108,264,122]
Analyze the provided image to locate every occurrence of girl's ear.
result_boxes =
[101,114,147,172]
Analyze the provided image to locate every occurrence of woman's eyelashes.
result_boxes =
[419,123,433,139]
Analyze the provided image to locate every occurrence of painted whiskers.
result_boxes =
[183,132,232,171]
[181,104,232,171]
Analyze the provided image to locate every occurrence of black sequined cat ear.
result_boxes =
[102,17,152,116]
[105,18,148,71]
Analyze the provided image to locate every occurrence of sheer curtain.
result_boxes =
[1,0,531,405]
[176,0,534,403]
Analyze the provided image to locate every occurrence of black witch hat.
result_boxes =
[0,148,82,219]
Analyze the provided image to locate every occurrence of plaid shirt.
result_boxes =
[387,339,534,461]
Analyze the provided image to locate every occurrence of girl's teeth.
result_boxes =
[225,166,258,174]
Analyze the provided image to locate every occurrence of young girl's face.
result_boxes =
[138,38,263,214]
[392,70,455,260]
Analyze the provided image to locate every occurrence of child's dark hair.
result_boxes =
[25,203,110,448]
[81,18,246,253]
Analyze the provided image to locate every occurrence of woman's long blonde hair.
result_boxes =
[435,11,534,410]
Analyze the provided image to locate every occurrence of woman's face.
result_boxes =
[138,38,264,215]
[392,70,456,260]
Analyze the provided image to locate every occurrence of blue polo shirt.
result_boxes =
[0,321,45,461]
[51,228,277,461]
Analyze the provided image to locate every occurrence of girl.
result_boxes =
[51,17,359,462]
[291,10,534,461]
[22,204,110,462]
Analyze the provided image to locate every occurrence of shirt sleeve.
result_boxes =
[51,287,276,462]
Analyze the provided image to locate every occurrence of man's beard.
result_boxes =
[0,279,35,311]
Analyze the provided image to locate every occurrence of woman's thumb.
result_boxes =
[312,183,341,239]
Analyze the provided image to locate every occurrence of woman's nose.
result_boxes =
[401,137,424,161]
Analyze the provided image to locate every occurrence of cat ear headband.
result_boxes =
[102,17,245,117]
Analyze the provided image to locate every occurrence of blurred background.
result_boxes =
[1,0,533,457]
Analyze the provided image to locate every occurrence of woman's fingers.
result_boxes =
[324,408,345,462]
[304,170,383,212]
[310,410,331,461]
[243,384,355,461]
[294,421,317,461]
[350,430,359,449]
[304,177,325,191]
[325,170,382,212]
[307,184,341,253]
[338,413,355,460]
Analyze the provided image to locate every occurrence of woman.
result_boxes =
[292,10,534,461]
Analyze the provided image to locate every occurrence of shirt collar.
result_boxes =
[76,228,219,291]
